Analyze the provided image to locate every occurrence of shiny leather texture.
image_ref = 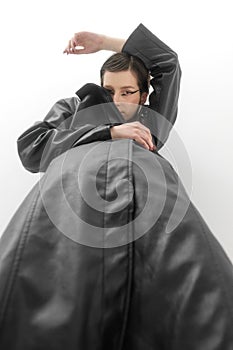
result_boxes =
[0,24,232,349]
[0,139,233,349]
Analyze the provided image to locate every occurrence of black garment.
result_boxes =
[1,24,232,350]
[17,23,181,173]
[0,126,233,350]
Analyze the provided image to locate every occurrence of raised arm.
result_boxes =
[63,31,125,54]
[18,24,180,173]
[64,24,181,128]
[63,24,181,150]
[122,24,182,149]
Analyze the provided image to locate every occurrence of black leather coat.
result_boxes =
[0,24,233,350]
[16,23,181,173]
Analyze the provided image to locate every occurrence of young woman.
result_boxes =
[0,24,232,350]
[17,23,181,173]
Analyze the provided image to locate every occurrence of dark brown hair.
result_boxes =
[100,52,150,94]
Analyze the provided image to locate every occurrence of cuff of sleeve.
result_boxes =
[101,125,113,140]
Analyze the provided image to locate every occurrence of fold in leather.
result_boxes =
[2,23,232,350]
[0,140,233,349]
[17,85,122,173]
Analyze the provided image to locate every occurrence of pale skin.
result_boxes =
[63,32,156,151]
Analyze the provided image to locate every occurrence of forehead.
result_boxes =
[103,69,138,89]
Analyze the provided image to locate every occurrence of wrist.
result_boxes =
[110,125,122,139]
[110,125,116,139]
[101,36,125,52]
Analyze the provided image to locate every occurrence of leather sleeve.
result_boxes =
[17,98,114,173]
[122,23,182,149]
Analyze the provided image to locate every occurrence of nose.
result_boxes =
[112,92,123,104]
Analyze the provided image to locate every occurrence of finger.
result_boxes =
[133,136,150,150]
[70,47,86,55]
[135,122,152,139]
[128,123,153,149]
[73,34,80,46]
[63,47,71,55]
[68,39,77,53]
[63,40,71,54]
[70,38,76,50]
[141,125,152,138]
[139,130,154,150]
[143,130,154,149]
[66,40,72,53]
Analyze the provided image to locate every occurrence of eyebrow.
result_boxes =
[104,85,137,89]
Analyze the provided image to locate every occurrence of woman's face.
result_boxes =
[103,69,147,121]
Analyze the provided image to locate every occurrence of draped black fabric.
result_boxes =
[0,85,233,349]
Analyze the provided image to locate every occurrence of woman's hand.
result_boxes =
[63,32,125,55]
[110,122,156,151]
[63,32,105,55]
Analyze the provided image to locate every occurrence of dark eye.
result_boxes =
[121,91,133,96]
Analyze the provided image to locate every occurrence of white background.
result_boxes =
[0,0,232,260]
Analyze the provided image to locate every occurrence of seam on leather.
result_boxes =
[0,187,41,329]
[118,140,134,350]
[101,141,112,346]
